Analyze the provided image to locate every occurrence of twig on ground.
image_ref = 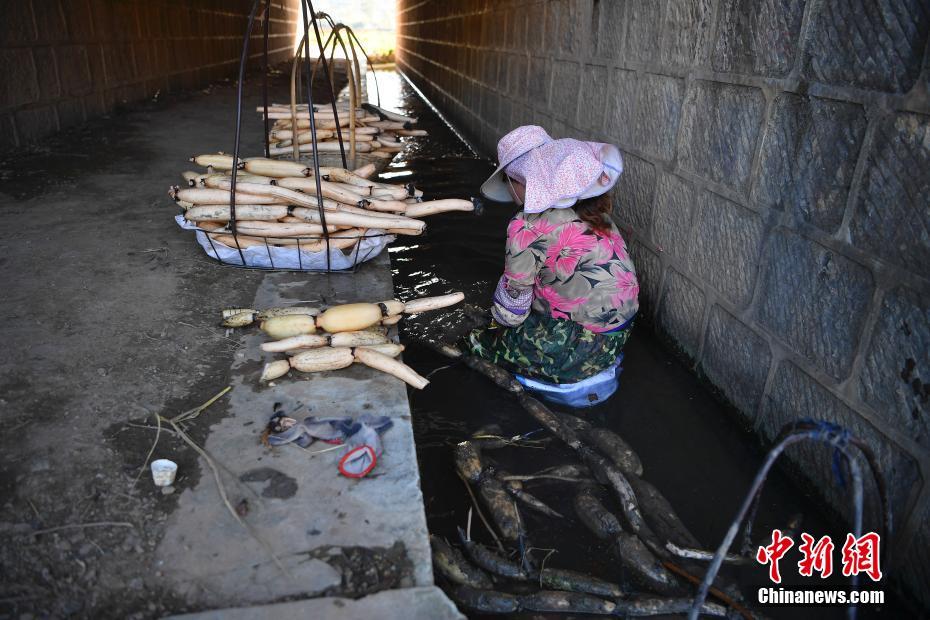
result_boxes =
[132,386,230,487]
[128,387,283,573]
[27,499,41,521]
[163,414,289,577]
[22,521,135,537]
[133,411,163,487]
[8,420,30,432]
[126,422,177,434]
[171,386,232,424]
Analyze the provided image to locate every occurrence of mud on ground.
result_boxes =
[0,68,344,619]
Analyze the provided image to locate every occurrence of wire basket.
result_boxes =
[207,0,386,273]
[264,16,393,175]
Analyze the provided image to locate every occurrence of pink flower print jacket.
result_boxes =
[503,208,639,333]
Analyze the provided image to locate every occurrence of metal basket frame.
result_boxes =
[202,0,383,273]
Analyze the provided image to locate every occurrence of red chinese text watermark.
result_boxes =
[756,530,882,583]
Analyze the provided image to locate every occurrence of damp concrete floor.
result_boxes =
[0,70,459,619]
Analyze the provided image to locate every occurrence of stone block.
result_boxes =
[14,105,58,144]
[462,80,479,113]
[849,112,930,275]
[135,3,156,39]
[632,73,685,161]
[605,68,637,147]
[612,152,656,237]
[103,43,136,86]
[550,60,580,120]
[661,0,714,68]
[112,0,140,40]
[56,45,92,96]
[626,239,663,316]
[0,49,40,109]
[692,191,766,308]
[652,173,696,261]
[0,113,16,150]
[512,103,533,127]
[658,268,706,359]
[625,0,664,63]
[32,0,66,40]
[167,8,188,39]
[480,50,499,86]
[804,0,929,93]
[480,89,500,130]
[558,0,584,55]
[753,229,874,380]
[527,56,551,107]
[522,2,542,53]
[465,48,478,81]
[578,64,608,131]
[32,47,60,102]
[90,0,116,40]
[508,7,527,52]
[152,40,169,78]
[0,0,37,44]
[857,286,930,448]
[498,97,513,133]
[505,55,527,97]
[82,91,106,118]
[115,82,146,107]
[713,0,807,77]
[133,42,154,80]
[753,94,867,234]
[900,503,930,610]
[701,305,771,417]
[759,359,921,535]
[56,98,86,129]
[592,0,625,58]
[678,80,765,191]
[534,110,554,134]
[87,44,107,87]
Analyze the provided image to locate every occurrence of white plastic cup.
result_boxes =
[151,459,178,487]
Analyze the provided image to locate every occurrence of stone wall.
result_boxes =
[396,0,930,605]
[0,0,300,150]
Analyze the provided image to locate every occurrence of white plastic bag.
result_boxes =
[175,215,394,270]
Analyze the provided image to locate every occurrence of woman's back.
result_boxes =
[504,207,639,333]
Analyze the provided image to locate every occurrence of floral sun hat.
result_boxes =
[480,125,624,214]
[480,125,553,203]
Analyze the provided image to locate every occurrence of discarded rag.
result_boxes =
[337,415,394,478]
[266,413,394,479]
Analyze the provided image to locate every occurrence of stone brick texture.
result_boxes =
[0,0,299,150]
[397,0,930,605]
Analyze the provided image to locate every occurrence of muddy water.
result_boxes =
[370,71,899,618]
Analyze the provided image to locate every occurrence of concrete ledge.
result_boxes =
[154,256,454,615]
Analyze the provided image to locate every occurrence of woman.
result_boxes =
[468,125,639,389]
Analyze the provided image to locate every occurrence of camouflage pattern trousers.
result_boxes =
[467,311,632,384]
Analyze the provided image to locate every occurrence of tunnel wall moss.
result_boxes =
[396,0,930,605]
[0,0,300,150]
